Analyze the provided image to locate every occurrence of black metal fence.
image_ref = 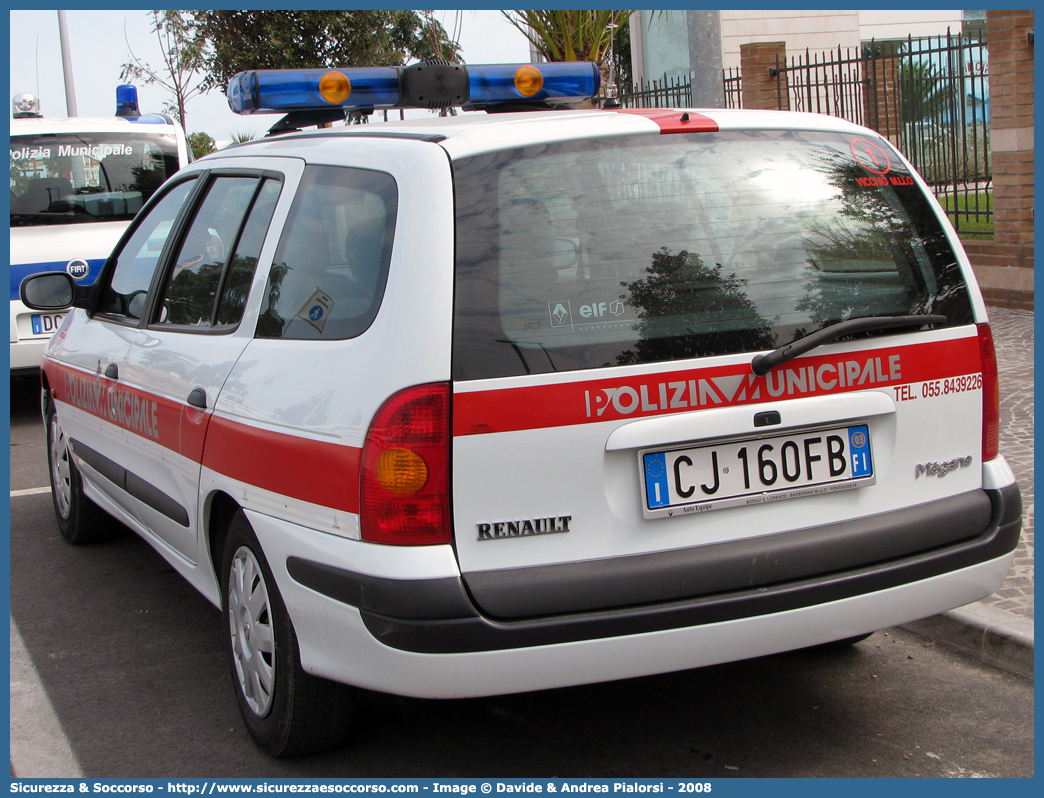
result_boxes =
[722,69,741,110]
[619,74,693,108]
[727,31,992,234]
[625,32,992,235]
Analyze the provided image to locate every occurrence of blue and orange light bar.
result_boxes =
[227,61,601,114]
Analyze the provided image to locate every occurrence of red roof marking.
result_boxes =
[613,108,719,133]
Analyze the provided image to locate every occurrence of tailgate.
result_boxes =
[448,127,985,619]
[451,329,987,618]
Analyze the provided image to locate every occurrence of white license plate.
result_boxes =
[641,424,874,518]
[30,313,65,336]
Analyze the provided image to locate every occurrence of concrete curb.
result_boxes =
[902,603,1034,681]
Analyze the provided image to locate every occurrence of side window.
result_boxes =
[255,166,397,340]
[157,176,280,329]
[99,178,197,320]
[216,179,281,327]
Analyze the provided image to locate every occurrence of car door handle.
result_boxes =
[187,388,207,410]
[104,363,119,380]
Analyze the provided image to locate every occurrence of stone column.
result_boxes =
[863,51,901,144]
[740,41,788,110]
[974,9,1034,308]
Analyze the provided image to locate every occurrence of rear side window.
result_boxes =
[157,176,281,329]
[451,130,973,380]
[255,165,397,340]
[217,180,282,326]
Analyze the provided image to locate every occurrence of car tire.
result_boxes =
[44,392,116,545]
[222,510,354,757]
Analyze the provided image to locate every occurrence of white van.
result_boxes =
[9,86,190,373]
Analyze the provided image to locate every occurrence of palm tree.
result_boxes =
[503,10,633,92]
[897,58,949,124]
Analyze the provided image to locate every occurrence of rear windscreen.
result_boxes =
[10,131,180,226]
[452,129,972,380]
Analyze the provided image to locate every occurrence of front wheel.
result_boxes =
[222,510,354,757]
[44,392,116,544]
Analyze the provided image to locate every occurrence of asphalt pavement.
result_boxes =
[902,305,1035,678]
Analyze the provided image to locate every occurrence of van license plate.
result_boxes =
[641,424,874,518]
[31,313,65,336]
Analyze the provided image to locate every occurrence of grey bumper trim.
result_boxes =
[463,491,994,619]
[287,485,1021,654]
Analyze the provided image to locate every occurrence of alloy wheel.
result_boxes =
[227,545,276,717]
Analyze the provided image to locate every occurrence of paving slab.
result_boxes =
[903,306,1034,678]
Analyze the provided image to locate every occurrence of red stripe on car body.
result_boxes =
[202,416,361,514]
[453,336,982,437]
[43,358,362,514]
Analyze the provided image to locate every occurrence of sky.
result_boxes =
[8,10,533,142]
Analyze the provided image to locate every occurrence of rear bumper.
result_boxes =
[10,339,48,372]
[287,483,1021,655]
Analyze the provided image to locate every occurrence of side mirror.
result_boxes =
[20,272,75,310]
[20,271,96,312]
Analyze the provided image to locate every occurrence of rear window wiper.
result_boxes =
[751,314,948,375]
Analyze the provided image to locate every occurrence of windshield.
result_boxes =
[10,131,180,227]
[452,129,973,380]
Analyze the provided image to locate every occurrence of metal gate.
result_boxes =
[725,31,992,234]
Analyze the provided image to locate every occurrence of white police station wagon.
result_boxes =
[21,62,1021,757]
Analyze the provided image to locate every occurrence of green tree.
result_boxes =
[187,131,216,160]
[192,10,460,92]
[897,58,949,124]
[618,247,776,365]
[503,10,633,91]
[608,18,632,95]
[120,11,207,130]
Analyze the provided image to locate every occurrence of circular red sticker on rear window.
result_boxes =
[851,138,892,175]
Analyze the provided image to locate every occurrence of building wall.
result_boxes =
[717,9,964,71]
[721,10,860,71]
[857,9,965,42]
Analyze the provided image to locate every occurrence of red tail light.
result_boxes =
[360,383,451,545]
[978,323,1000,462]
